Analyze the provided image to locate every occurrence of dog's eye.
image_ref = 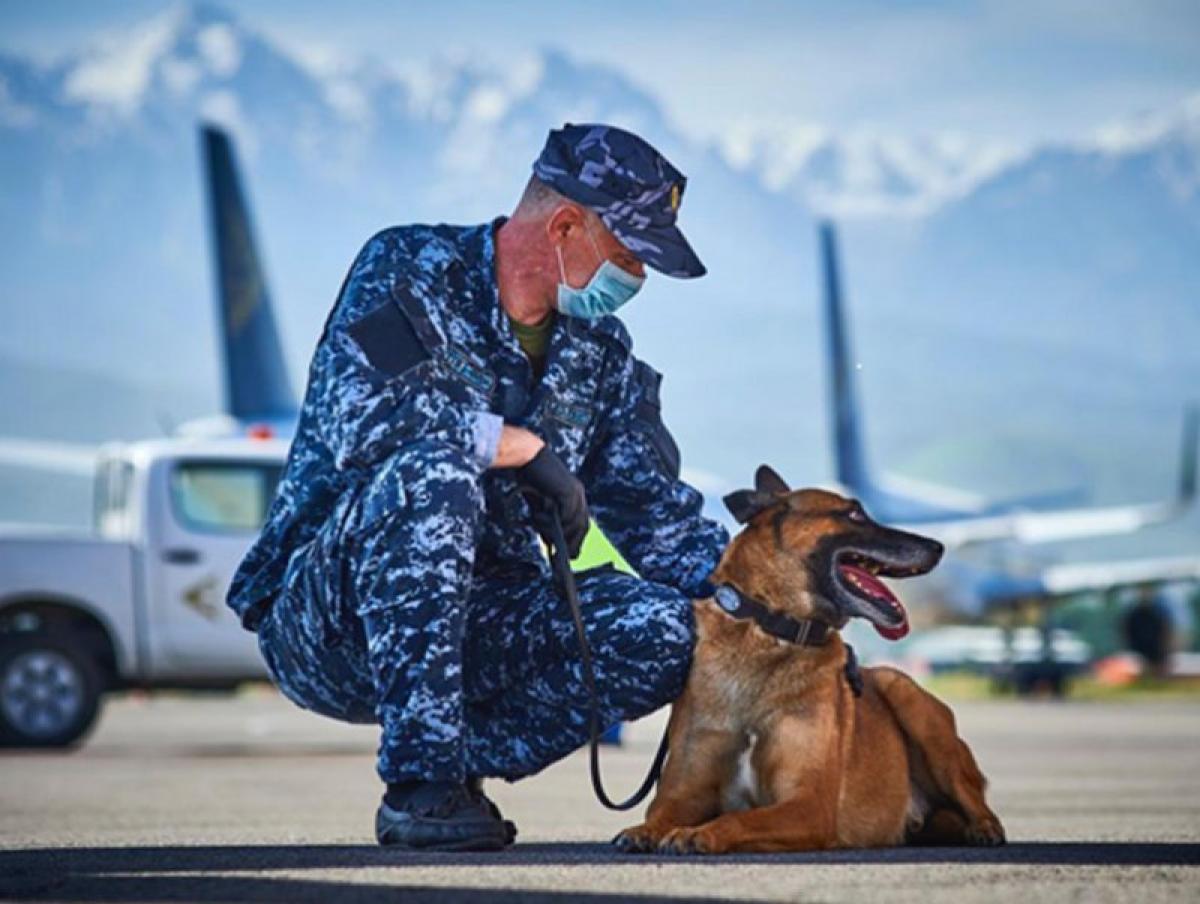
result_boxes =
[847,507,866,523]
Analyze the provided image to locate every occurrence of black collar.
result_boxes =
[712,584,834,647]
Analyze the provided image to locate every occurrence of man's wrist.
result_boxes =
[471,412,506,469]
[490,424,546,469]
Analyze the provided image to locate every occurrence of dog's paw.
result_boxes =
[964,815,1006,847]
[656,825,722,856]
[611,823,663,854]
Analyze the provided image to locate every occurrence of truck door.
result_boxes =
[147,456,282,679]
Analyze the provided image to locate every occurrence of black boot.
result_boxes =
[376,780,509,851]
[466,776,518,846]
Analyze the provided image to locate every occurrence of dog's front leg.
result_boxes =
[657,794,838,855]
[614,693,742,853]
[657,713,840,855]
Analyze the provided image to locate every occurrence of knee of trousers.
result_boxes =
[589,578,697,707]
[343,440,487,624]
[342,439,486,542]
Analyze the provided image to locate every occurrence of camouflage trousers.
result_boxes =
[255,441,696,784]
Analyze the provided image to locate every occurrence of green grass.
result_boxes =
[921,670,1200,702]
[1059,676,1200,701]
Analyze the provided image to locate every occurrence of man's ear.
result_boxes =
[723,489,778,524]
[754,464,790,496]
[546,202,585,243]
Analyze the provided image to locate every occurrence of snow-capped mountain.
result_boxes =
[1,1,1198,536]
[714,94,1200,223]
[717,123,1022,218]
[898,94,1200,367]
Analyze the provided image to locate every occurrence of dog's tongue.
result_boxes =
[837,563,910,640]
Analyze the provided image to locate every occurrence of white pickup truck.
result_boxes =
[0,437,287,747]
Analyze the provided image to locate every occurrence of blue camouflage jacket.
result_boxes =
[227,218,730,630]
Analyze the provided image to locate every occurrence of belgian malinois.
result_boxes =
[614,465,1005,855]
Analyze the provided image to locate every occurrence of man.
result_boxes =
[226,123,729,851]
[1123,584,1174,680]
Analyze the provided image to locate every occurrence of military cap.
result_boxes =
[532,122,706,278]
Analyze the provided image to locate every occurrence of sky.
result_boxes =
[2,0,1198,149]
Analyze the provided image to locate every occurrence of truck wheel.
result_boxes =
[0,633,102,748]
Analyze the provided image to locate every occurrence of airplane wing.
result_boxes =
[922,497,1191,549]
[0,439,98,476]
[909,405,1198,549]
[1040,555,1200,596]
[872,473,991,516]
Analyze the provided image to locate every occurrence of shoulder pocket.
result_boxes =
[631,360,682,479]
[346,300,431,377]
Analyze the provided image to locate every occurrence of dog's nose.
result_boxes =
[928,539,945,564]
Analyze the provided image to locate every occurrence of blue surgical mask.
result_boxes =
[555,223,645,319]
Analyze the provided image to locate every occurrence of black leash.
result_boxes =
[543,507,670,811]
[537,503,862,807]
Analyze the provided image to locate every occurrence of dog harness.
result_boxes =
[713,584,864,696]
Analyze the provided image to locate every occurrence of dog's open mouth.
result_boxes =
[834,552,923,640]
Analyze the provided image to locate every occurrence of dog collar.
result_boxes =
[712,584,833,647]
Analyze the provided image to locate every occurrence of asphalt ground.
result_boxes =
[1,689,1198,903]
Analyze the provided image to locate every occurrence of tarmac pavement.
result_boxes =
[2,688,1198,902]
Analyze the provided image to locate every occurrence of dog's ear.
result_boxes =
[754,464,791,496]
[723,489,778,524]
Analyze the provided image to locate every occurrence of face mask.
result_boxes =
[554,222,645,319]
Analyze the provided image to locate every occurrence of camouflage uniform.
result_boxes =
[227,218,729,784]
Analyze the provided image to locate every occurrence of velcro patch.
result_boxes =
[346,301,430,377]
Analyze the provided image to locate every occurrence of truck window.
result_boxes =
[170,461,283,534]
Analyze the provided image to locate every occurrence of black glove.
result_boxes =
[516,445,590,559]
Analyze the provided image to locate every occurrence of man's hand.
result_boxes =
[515,446,590,558]
[490,425,545,469]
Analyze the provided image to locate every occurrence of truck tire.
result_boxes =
[0,632,103,748]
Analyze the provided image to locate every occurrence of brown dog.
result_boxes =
[614,465,1005,855]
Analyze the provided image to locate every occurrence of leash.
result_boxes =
[542,505,671,811]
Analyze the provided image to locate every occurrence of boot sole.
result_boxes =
[378,830,510,852]
[376,809,512,851]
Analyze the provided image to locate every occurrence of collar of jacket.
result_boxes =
[712,583,834,647]
[451,215,630,363]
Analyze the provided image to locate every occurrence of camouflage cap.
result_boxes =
[532,123,706,279]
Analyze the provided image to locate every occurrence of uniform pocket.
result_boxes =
[278,532,352,652]
[539,394,595,473]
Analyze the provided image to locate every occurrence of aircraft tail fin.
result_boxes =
[201,124,295,422]
[819,220,873,495]
[1180,403,1198,505]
